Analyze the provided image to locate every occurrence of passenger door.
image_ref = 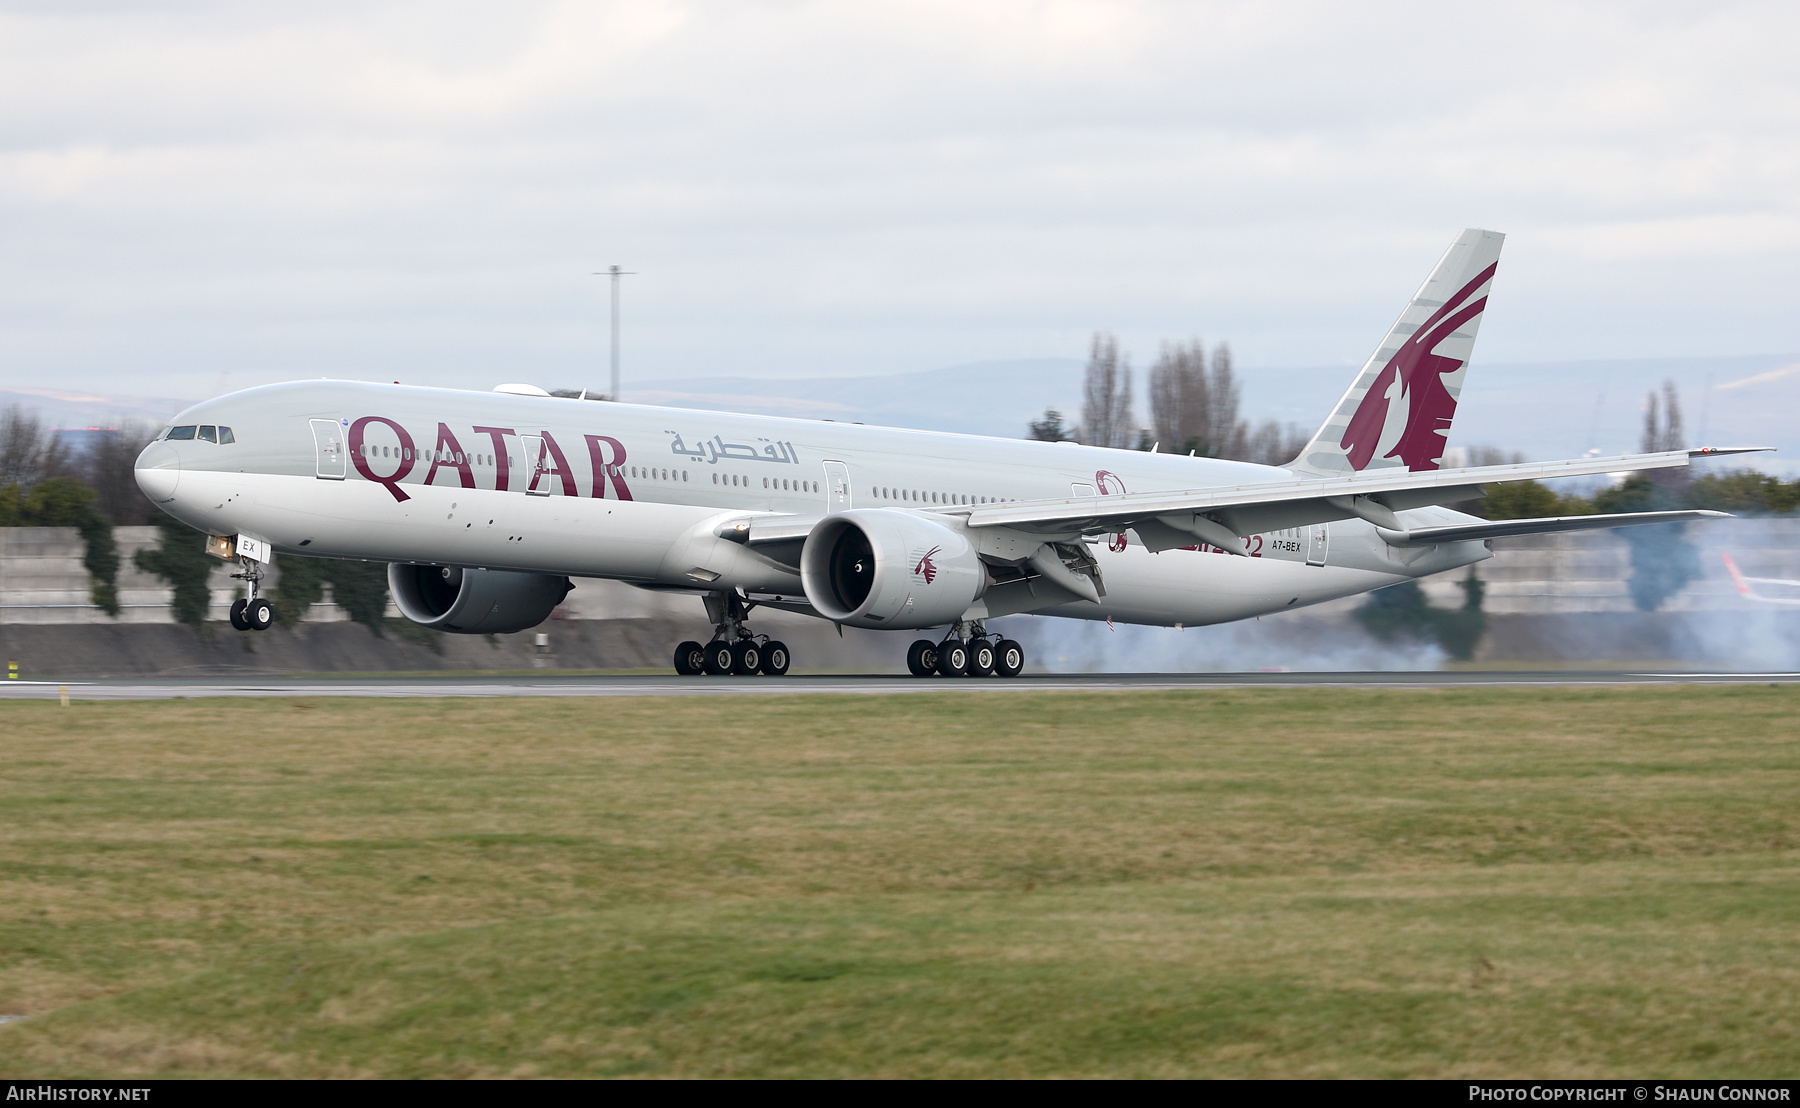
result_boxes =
[522,436,550,495]
[823,460,851,513]
[310,419,346,480]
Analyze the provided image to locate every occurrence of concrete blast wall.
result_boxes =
[1,521,1796,677]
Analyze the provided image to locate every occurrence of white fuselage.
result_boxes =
[136,380,1490,629]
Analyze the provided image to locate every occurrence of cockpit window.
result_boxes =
[166,425,197,440]
[217,426,235,444]
[198,425,217,443]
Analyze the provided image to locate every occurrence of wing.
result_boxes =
[952,447,1766,554]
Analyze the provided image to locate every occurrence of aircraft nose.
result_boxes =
[135,440,180,502]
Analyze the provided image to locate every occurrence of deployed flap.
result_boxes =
[1378,509,1729,546]
[1293,229,1505,476]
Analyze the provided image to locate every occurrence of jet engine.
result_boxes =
[800,510,985,629]
[387,564,574,634]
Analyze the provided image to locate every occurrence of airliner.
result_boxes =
[133,230,1758,676]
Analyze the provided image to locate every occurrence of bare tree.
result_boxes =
[1080,333,1135,448]
[1202,343,1246,459]
[78,421,160,525]
[1642,379,1687,495]
[1241,420,1310,467]
[1147,339,1207,453]
[1146,340,1253,457]
[1641,379,1685,453]
[0,404,72,490]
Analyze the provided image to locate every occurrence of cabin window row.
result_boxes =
[162,425,235,444]
[354,444,503,465]
[723,474,819,492]
[874,486,1010,505]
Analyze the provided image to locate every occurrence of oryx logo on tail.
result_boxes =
[1288,229,1506,477]
[1340,262,1495,472]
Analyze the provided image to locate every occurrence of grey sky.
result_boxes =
[2,1,1796,401]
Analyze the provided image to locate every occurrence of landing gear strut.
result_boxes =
[673,591,790,677]
[908,621,1023,679]
[228,557,274,631]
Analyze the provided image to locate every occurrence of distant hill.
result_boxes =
[0,387,190,431]
[626,357,1089,439]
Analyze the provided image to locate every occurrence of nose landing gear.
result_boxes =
[673,591,792,676]
[908,621,1023,678]
[228,557,275,631]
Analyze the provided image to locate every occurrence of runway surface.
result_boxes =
[4,670,1800,700]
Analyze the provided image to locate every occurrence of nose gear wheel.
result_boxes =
[229,555,275,631]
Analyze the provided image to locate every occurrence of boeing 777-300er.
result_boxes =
[133,229,1764,677]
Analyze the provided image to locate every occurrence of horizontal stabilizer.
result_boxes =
[1378,510,1728,547]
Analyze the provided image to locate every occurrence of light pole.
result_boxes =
[595,264,635,400]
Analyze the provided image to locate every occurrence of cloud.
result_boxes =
[0,1,1797,399]
[1718,362,1800,390]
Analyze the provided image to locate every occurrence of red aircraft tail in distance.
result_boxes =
[1722,552,1800,606]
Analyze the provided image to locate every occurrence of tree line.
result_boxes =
[0,404,393,634]
[0,407,163,616]
[1029,333,1309,465]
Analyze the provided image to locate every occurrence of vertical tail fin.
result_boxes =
[1290,228,1505,476]
[1722,552,1753,597]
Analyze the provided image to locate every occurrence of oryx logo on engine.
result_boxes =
[911,546,942,585]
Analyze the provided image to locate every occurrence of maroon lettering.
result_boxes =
[423,423,475,489]
[348,416,416,502]
[472,425,515,492]
[529,431,579,496]
[583,435,633,500]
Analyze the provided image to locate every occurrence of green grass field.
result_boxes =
[0,687,1795,1078]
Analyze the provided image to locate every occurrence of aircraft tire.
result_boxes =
[969,639,997,677]
[702,641,735,675]
[229,598,250,631]
[760,641,790,676]
[673,640,705,676]
[935,639,970,678]
[906,639,936,677]
[994,638,1025,678]
[246,598,274,631]
[730,640,762,675]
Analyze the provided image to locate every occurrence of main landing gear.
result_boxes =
[673,591,791,677]
[228,557,275,632]
[907,621,1024,679]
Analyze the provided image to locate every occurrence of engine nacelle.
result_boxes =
[800,510,985,629]
[388,564,574,634]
